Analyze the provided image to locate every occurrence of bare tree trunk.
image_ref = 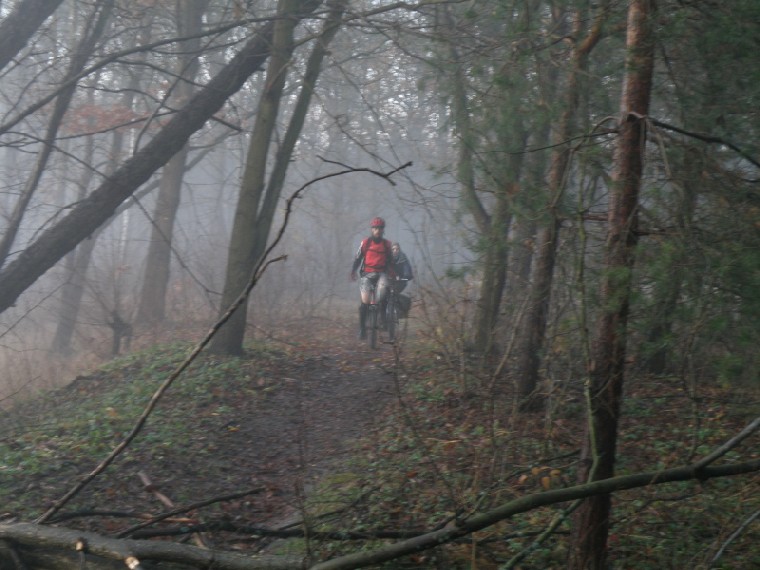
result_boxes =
[0,0,114,268]
[52,13,155,354]
[570,1,655,567]
[209,0,303,355]
[210,0,345,355]
[512,4,606,410]
[136,0,209,324]
[473,202,511,356]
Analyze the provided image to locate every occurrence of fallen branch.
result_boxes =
[117,487,266,538]
[0,522,303,570]
[308,458,760,570]
[137,471,208,548]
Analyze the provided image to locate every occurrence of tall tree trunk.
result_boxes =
[570,1,655,568]
[52,130,97,355]
[210,0,344,355]
[443,3,528,356]
[53,12,154,354]
[136,0,209,324]
[473,199,512,355]
[513,3,606,409]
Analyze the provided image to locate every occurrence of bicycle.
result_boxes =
[384,278,409,343]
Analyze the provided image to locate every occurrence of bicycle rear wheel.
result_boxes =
[368,305,378,349]
[386,297,399,342]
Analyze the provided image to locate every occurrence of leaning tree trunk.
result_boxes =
[0,0,64,72]
[569,1,655,568]
[0,0,113,268]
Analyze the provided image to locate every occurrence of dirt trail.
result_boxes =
[171,333,404,528]
[236,338,397,511]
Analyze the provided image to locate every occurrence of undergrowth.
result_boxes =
[298,341,759,569]
[0,340,288,517]
[0,331,757,569]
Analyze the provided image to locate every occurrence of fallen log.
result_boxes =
[0,523,304,569]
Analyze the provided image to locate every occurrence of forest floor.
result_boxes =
[1,315,758,568]
[0,316,406,551]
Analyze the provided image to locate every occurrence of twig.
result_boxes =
[116,487,265,538]
[501,499,581,569]
[708,508,760,569]
[135,472,208,548]
[691,416,760,472]
[649,118,760,170]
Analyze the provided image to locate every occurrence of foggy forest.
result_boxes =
[0,0,758,569]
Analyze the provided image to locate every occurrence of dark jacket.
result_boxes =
[392,251,413,281]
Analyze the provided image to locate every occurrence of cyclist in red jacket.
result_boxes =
[351,217,394,339]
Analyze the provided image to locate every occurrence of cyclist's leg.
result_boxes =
[358,303,368,339]
[358,273,378,339]
[376,273,390,326]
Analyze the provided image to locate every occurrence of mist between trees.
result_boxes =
[0,0,758,569]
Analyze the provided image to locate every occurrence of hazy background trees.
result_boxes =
[0,0,757,565]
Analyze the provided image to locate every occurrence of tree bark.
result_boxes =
[210,0,345,355]
[512,3,606,409]
[570,1,656,568]
[0,0,64,72]
[0,522,302,570]
[0,2,321,317]
[136,0,210,324]
[0,0,114,268]
[210,0,303,355]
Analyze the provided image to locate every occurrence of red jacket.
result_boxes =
[354,237,392,274]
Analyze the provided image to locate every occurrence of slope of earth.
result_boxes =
[0,317,401,546]
[1,313,758,569]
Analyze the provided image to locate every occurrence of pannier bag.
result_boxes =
[397,294,412,317]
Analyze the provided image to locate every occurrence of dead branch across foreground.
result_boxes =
[0,522,303,570]
[1,453,758,570]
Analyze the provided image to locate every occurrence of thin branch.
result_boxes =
[708,508,760,569]
[116,488,266,539]
[649,117,760,170]
[691,416,760,472]
[308,458,760,570]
